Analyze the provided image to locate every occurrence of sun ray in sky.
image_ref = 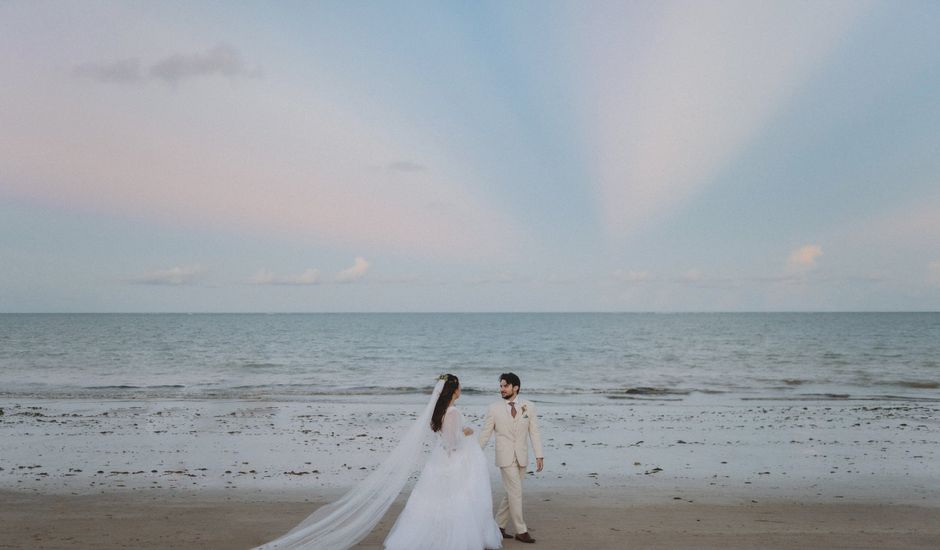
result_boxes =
[1,1,939,311]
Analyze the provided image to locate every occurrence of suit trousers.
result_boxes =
[496,460,527,534]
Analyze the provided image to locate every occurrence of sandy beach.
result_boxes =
[4,489,940,549]
[2,395,939,548]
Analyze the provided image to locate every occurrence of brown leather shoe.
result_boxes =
[515,532,536,543]
[499,528,512,539]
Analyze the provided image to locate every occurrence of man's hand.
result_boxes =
[463,427,474,436]
[536,457,544,472]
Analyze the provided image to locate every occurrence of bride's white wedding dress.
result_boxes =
[384,406,502,550]
[254,380,501,550]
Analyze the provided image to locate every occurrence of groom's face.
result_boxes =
[499,379,519,400]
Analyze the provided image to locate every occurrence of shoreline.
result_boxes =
[2,397,938,503]
[3,395,938,547]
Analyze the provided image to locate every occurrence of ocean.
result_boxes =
[1,313,938,403]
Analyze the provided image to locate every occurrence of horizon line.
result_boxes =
[2,310,939,315]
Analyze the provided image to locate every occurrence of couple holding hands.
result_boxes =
[258,372,544,550]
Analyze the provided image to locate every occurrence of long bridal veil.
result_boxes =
[254,379,445,550]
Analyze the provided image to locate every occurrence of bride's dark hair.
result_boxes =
[430,374,459,432]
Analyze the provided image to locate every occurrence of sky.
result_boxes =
[1,0,939,312]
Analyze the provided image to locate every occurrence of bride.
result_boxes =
[255,374,502,550]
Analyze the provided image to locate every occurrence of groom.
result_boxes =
[479,372,544,544]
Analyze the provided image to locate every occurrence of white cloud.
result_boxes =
[250,268,321,286]
[335,257,371,283]
[787,244,823,271]
[130,265,205,285]
[249,269,276,285]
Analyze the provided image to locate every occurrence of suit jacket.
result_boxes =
[478,398,543,468]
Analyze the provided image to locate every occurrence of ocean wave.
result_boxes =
[886,380,940,389]
[227,384,438,395]
[230,362,284,370]
[4,379,937,403]
[742,393,940,403]
[85,384,186,390]
[605,394,684,401]
[609,387,692,396]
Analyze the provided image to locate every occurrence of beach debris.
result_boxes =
[644,467,663,475]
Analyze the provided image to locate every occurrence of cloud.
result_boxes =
[787,244,823,270]
[386,160,427,173]
[250,268,321,286]
[129,265,205,285]
[150,44,258,84]
[73,45,259,86]
[929,260,940,285]
[73,58,142,83]
[335,257,371,283]
[1,7,528,261]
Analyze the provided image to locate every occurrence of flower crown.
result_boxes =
[438,374,450,382]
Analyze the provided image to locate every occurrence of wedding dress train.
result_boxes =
[254,380,500,550]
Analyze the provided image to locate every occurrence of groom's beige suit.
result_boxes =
[478,397,543,535]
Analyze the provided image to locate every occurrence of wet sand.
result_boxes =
[2,396,939,548]
[2,398,938,501]
[3,489,939,549]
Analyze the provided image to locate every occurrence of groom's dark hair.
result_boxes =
[500,372,521,391]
